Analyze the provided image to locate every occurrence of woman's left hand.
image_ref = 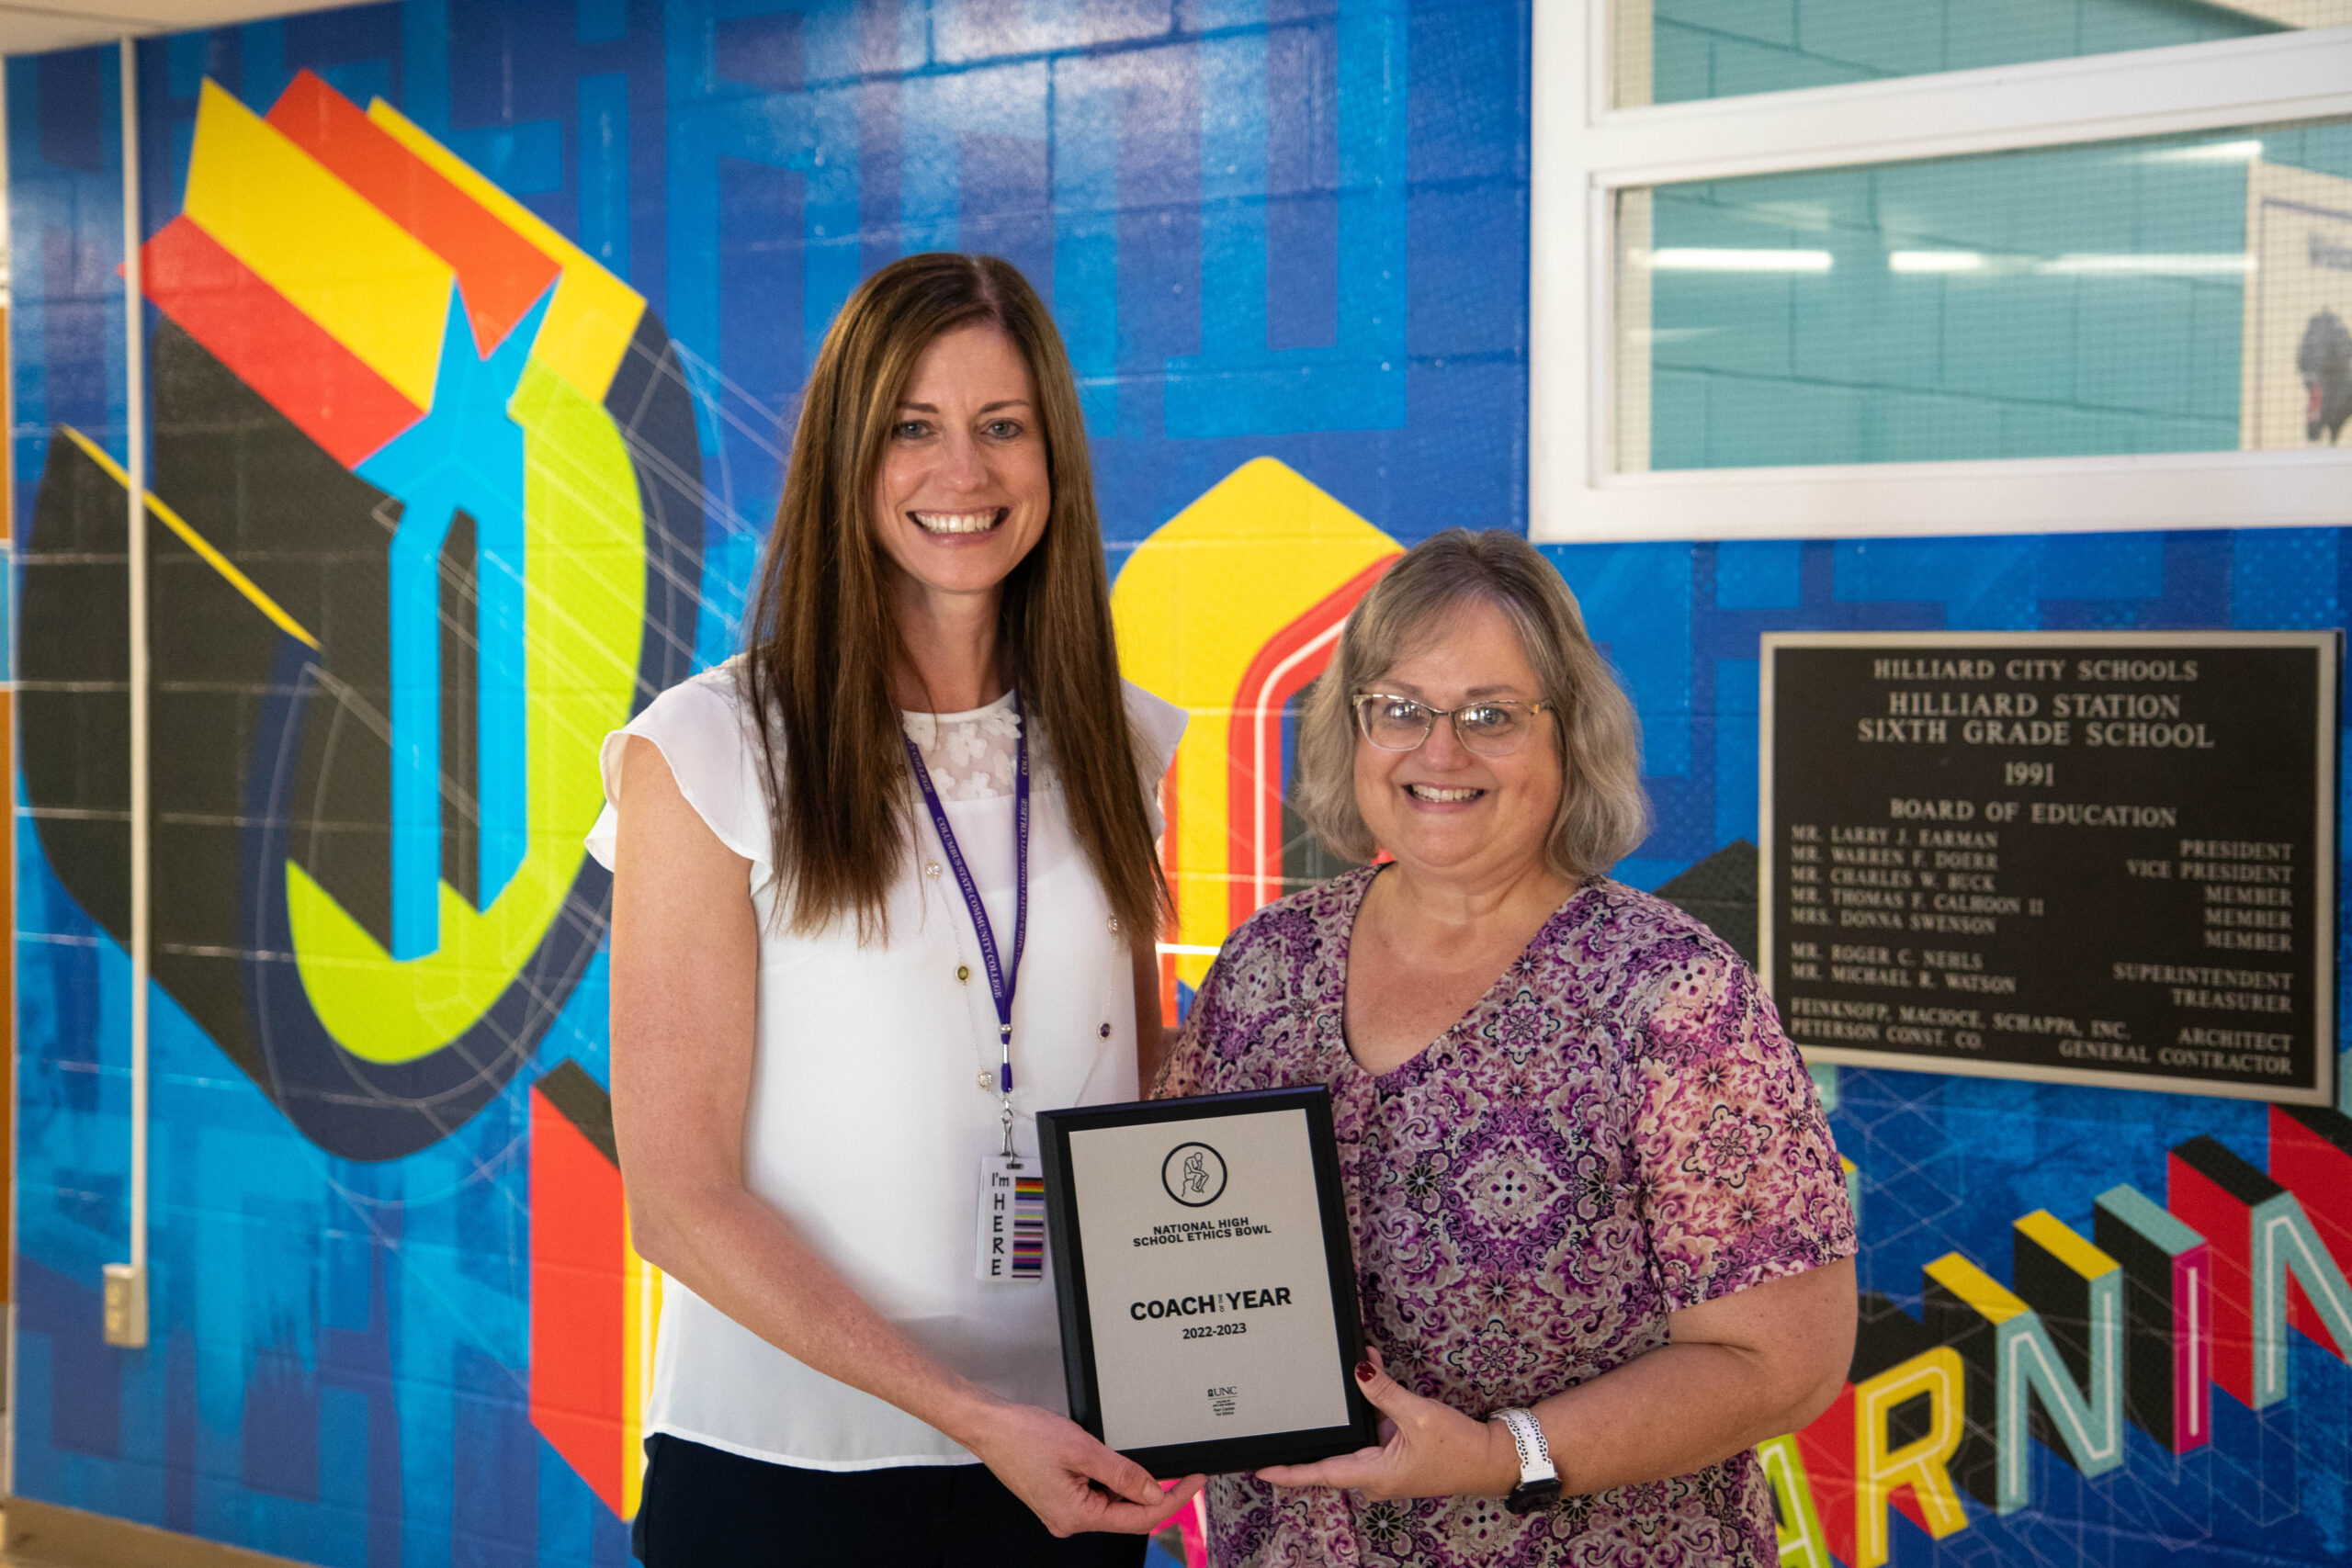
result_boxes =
[1252,1348,1521,1502]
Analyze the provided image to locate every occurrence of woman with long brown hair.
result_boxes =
[586,254,1202,1564]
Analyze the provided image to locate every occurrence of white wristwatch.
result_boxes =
[1493,1407,1561,1515]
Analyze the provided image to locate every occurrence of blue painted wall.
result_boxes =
[9,2,1524,1562]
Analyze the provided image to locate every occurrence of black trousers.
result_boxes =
[633,1433,1151,1567]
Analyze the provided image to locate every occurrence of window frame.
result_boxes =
[1530,7,2352,543]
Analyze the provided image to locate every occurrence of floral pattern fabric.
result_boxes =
[1154,868,1856,1567]
[901,691,1022,801]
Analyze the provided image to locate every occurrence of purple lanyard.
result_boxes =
[905,694,1030,1133]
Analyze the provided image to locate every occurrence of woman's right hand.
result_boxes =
[962,1399,1204,1537]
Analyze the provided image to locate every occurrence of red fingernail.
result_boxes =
[1354,1360,1374,1381]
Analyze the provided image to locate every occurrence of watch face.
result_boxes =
[1505,1479,1564,1517]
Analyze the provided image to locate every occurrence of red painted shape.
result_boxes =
[2270,1105,2352,1358]
[141,216,422,467]
[265,69,560,355]
[530,1085,627,1514]
[1224,554,1400,931]
[2167,1148,2255,1408]
[1793,1382,1856,1567]
[2169,1241,2213,1453]
[1887,1477,1935,1540]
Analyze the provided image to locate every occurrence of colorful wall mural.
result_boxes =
[7,3,2350,1567]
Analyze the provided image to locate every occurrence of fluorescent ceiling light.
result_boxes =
[1889,251,1985,273]
[2040,253,2253,276]
[1645,249,1834,272]
[2142,139,2266,164]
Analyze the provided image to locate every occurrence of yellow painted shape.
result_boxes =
[288,358,647,1058]
[183,82,453,410]
[2017,1209,2119,1280]
[1109,457,1401,985]
[61,426,320,649]
[1756,1434,1831,1568]
[365,99,645,403]
[1925,1251,2028,1325]
[621,1209,662,1519]
[1853,1346,1970,1568]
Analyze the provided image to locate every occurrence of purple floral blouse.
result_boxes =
[1153,868,1856,1567]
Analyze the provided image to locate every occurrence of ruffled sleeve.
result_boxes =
[1122,680,1187,838]
[583,666,774,889]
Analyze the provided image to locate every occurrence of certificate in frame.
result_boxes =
[1038,1087,1377,1475]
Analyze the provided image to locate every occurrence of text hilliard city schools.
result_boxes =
[1767,637,2327,1099]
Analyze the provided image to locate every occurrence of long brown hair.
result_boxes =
[740,253,1167,940]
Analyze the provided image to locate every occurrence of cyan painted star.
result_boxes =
[359,280,552,960]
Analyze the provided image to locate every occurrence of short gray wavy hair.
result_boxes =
[1293,529,1649,879]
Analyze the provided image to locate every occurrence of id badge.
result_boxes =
[976,1154,1046,1281]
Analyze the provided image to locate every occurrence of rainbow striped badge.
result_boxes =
[978,1156,1048,1282]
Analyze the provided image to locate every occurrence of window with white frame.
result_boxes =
[1532,2,2352,541]
[1611,0,2352,110]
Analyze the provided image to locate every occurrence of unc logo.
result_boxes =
[1161,1142,1228,1208]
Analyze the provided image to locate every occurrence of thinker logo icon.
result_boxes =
[1163,1143,1228,1207]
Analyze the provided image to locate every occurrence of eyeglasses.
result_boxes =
[1352,694,1554,758]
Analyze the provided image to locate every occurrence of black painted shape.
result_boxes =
[20,434,133,947]
[2094,1190,2197,1453]
[1853,1290,1937,1383]
[535,1059,618,1168]
[1656,838,1758,966]
[150,318,401,955]
[1922,1269,2001,1506]
[440,510,481,909]
[2277,1101,2352,1157]
[2173,1134,2283,1205]
[1885,1391,1934,1450]
[148,495,300,1088]
[2012,1222,2098,1469]
[21,425,304,1089]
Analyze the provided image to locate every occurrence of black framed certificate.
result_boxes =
[1037,1087,1377,1475]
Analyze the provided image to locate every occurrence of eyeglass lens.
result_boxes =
[1358,697,1532,757]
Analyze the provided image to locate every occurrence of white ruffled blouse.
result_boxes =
[901,690,1024,802]
[585,660,1185,1472]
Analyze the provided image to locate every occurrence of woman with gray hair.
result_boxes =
[1154,529,1857,1566]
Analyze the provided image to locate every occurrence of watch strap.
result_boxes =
[1494,1406,1557,1489]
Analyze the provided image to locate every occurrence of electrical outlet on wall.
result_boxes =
[102,1263,146,1348]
